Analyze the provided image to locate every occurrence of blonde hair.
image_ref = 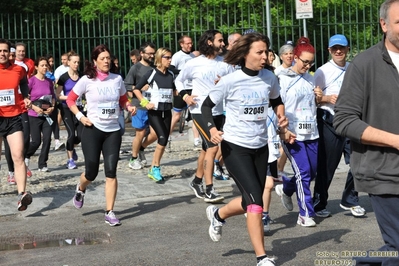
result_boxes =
[154,47,172,68]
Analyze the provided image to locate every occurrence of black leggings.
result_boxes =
[221,140,269,210]
[26,115,52,168]
[81,125,121,181]
[62,105,83,151]
[4,112,30,172]
[148,110,171,146]
[50,102,60,140]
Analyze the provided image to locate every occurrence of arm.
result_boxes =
[271,97,296,144]
[201,96,223,144]
[67,89,92,127]
[19,75,32,109]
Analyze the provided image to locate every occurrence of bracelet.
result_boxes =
[75,111,85,121]
[182,94,189,101]
[140,98,149,108]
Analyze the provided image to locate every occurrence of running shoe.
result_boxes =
[38,167,49,172]
[204,188,224,203]
[148,166,163,182]
[105,210,121,226]
[67,159,77,169]
[138,151,147,166]
[73,183,85,209]
[17,192,33,211]
[213,167,223,179]
[189,181,205,199]
[263,214,272,232]
[26,167,32,178]
[275,184,293,211]
[257,257,276,266]
[315,209,331,218]
[297,214,316,227]
[215,167,230,180]
[54,141,65,151]
[72,149,78,161]
[193,139,202,151]
[206,205,224,242]
[25,158,30,167]
[128,158,142,170]
[7,172,15,185]
[339,204,366,217]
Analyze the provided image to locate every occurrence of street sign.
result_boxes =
[296,0,313,19]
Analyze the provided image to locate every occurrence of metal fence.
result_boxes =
[0,1,382,76]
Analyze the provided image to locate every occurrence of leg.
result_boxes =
[7,131,26,193]
[26,116,44,161]
[355,194,399,265]
[38,118,52,169]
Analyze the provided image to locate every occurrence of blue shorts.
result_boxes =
[131,109,148,130]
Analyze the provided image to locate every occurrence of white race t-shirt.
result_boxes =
[279,68,319,141]
[72,73,126,132]
[388,50,399,74]
[54,65,69,80]
[314,60,349,115]
[171,50,196,90]
[209,69,280,149]
[175,55,234,115]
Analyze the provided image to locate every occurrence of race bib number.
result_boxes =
[143,91,151,100]
[158,89,172,103]
[296,117,315,134]
[268,135,281,157]
[239,98,267,121]
[0,89,16,106]
[98,102,118,120]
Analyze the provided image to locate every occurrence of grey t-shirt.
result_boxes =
[124,62,153,109]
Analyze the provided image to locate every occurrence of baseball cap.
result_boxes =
[286,40,293,45]
[328,34,348,48]
[243,28,257,35]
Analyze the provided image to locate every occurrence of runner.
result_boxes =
[0,38,33,211]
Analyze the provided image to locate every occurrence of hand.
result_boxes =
[146,103,155,110]
[210,127,224,144]
[33,106,44,116]
[314,86,323,103]
[277,115,289,129]
[43,107,54,115]
[328,94,338,105]
[214,75,221,85]
[24,98,32,110]
[128,106,137,116]
[184,95,197,106]
[280,130,296,144]
[80,116,93,127]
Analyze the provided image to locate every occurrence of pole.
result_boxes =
[303,19,307,37]
[265,0,272,48]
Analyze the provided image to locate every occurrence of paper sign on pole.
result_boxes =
[296,0,313,19]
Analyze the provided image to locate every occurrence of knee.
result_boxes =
[85,161,99,181]
[158,137,168,146]
[247,204,263,214]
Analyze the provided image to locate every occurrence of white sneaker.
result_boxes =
[340,204,366,217]
[129,158,142,170]
[257,257,276,266]
[275,184,293,211]
[297,214,316,227]
[206,205,224,242]
[25,158,30,167]
[38,167,49,172]
[54,140,65,151]
[138,151,147,166]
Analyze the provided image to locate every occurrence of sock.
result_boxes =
[193,176,202,184]
[106,210,111,214]
[257,255,268,263]
[214,208,225,223]
[206,184,213,194]
[140,146,145,151]
[131,156,138,160]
